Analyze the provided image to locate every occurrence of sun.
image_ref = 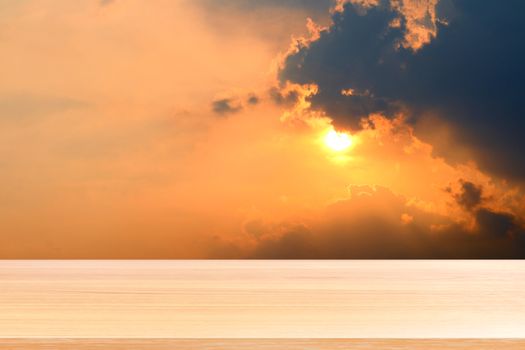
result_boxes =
[324,129,353,152]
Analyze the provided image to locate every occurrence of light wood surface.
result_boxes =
[1,260,524,338]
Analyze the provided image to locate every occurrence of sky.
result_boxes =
[1,0,524,258]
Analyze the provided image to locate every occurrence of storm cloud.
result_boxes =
[280,0,525,180]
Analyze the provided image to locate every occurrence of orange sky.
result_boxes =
[1,0,524,258]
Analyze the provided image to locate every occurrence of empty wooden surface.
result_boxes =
[1,260,524,338]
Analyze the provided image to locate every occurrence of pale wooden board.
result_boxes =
[1,260,524,338]
[1,339,525,349]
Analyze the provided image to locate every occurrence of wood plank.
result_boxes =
[1,261,524,338]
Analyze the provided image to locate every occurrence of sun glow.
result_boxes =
[324,129,353,152]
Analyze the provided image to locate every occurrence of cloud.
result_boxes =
[453,181,524,239]
[454,180,483,210]
[212,92,264,115]
[247,95,259,105]
[269,87,301,107]
[279,0,525,181]
[227,184,525,258]
[475,208,520,239]
[245,221,317,259]
[212,98,242,115]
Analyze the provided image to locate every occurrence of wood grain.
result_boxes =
[1,339,525,349]
[1,260,524,338]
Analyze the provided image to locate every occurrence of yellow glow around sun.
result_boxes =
[324,129,353,152]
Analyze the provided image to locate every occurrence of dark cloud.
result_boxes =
[212,98,242,115]
[269,87,300,107]
[475,208,519,239]
[280,0,525,181]
[247,95,259,105]
[455,180,483,210]
[281,1,403,125]
[453,181,523,239]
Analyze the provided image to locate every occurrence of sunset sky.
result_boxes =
[1,0,525,258]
